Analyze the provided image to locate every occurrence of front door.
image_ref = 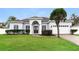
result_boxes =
[33,26,39,34]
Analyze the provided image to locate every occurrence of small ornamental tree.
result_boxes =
[50,8,67,38]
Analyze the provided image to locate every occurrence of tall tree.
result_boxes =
[8,16,16,21]
[50,8,67,38]
[5,16,16,28]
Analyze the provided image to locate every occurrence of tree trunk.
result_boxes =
[55,20,60,38]
[57,24,60,38]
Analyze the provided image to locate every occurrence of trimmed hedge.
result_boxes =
[26,30,30,34]
[71,30,77,35]
[42,30,52,35]
[6,29,30,34]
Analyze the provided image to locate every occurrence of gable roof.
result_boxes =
[23,16,49,23]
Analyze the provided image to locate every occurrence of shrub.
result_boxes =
[71,30,77,35]
[26,30,30,34]
[42,30,52,35]
[6,29,30,34]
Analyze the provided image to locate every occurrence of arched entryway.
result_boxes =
[32,21,39,34]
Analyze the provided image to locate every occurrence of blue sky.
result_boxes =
[0,8,79,22]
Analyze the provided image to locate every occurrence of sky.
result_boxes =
[0,8,79,22]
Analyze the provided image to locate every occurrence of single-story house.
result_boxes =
[4,16,78,35]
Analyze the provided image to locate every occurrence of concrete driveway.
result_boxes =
[60,35,79,45]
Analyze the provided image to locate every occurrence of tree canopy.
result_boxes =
[50,8,67,21]
[50,8,67,38]
[8,16,16,21]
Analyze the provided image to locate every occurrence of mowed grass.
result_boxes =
[75,35,79,36]
[0,35,79,51]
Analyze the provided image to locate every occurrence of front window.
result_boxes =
[42,25,46,30]
[26,26,30,30]
[14,25,18,30]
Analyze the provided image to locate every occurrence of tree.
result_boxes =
[71,14,79,25]
[8,16,16,21]
[5,16,16,28]
[50,8,67,38]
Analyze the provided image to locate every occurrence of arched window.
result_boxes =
[32,21,39,25]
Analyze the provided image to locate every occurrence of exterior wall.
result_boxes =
[23,24,30,30]
[6,19,74,35]
[49,22,72,34]
[0,28,6,34]
[29,20,42,34]
[9,23,23,30]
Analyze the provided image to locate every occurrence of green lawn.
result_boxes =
[75,35,79,36]
[0,35,79,51]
